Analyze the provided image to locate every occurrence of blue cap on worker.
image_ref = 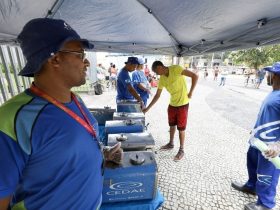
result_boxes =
[264,62,280,75]
[17,18,94,77]
[272,62,280,75]
[263,66,273,72]
[125,57,139,65]
[137,58,146,65]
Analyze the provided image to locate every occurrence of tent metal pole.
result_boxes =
[7,46,21,93]
[45,0,65,18]
[0,46,15,97]
[0,57,7,102]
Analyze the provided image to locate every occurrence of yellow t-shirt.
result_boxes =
[158,65,189,107]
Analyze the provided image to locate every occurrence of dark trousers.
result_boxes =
[246,147,280,208]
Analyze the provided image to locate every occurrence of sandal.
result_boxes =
[174,148,184,161]
[160,142,174,150]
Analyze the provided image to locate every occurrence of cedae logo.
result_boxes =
[107,182,145,195]
[253,121,280,141]
[257,174,272,186]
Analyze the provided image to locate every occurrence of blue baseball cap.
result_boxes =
[264,62,280,75]
[263,66,272,72]
[137,58,145,65]
[272,62,280,75]
[17,18,94,77]
[125,57,139,65]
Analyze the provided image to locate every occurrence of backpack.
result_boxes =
[94,83,103,95]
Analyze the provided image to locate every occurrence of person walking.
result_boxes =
[204,68,208,79]
[255,68,267,89]
[0,18,122,210]
[219,69,227,86]
[132,58,151,106]
[109,64,118,90]
[213,66,219,81]
[144,64,150,80]
[231,63,280,210]
[143,61,198,161]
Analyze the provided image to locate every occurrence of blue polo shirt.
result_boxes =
[132,70,149,100]
[116,67,134,100]
[0,90,103,210]
[252,90,280,144]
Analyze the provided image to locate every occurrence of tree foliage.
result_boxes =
[0,63,16,74]
[228,45,280,69]
[0,63,4,73]
[267,45,280,62]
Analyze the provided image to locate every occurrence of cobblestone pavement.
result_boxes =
[80,78,280,210]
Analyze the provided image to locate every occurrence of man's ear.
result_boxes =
[48,54,60,68]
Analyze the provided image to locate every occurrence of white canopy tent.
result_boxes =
[1,0,280,56]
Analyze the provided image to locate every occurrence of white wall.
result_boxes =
[86,51,97,82]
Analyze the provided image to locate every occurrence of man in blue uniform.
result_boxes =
[0,18,122,210]
[116,57,144,108]
[231,63,280,210]
[132,58,151,106]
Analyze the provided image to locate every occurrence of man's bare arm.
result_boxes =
[137,83,151,94]
[0,195,11,210]
[143,88,162,113]
[181,69,198,98]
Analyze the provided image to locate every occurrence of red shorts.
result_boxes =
[168,104,189,131]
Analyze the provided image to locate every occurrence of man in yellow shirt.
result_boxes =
[143,61,198,161]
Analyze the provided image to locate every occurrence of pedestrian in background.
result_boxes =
[109,64,118,90]
[143,61,198,161]
[231,63,280,210]
[204,68,208,79]
[144,64,150,79]
[213,66,219,81]
[255,68,267,89]
[219,69,227,86]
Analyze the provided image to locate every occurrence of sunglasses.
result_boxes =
[58,50,86,61]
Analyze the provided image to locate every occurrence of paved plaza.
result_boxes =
[81,75,280,210]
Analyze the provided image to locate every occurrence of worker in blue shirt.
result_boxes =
[132,58,151,106]
[116,57,144,108]
[0,18,123,210]
[231,63,280,210]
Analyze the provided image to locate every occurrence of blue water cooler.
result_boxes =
[90,107,116,145]
[117,101,142,113]
[102,151,158,203]
[104,119,144,145]
[113,112,145,125]
[107,132,155,151]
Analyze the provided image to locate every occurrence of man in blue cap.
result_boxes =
[132,58,151,106]
[0,18,122,210]
[231,62,280,210]
[116,57,145,108]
